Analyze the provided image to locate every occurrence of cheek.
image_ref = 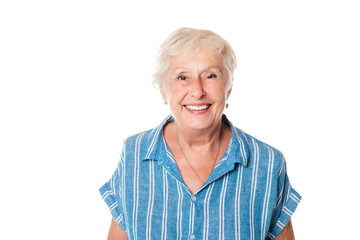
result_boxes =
[167,85,187,102]
[208,85,227,101]
[162,82,175,101]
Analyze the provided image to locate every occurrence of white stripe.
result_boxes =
[165,150,176,163]
[203,191,208,240]
[261,146,274,240]
[161,163,189,195]
[235,164,243,240]
[219,174,228,240]
[249,139,259,240]
[176,182,183,240]
[161,169,168,240]
[278,156,285,177]
[145,116,169,159]
[285,181,291,201]
[165,172,168,238]
[238,128,250,144]
[132,133,145,240]
[290,194,300,204]
[217,156,228,166]
[283,206,293,216]
[110,169,115,190]
[146,160,155,240]
[151,160,156,237]
[219,183,223,239]
[275,161,286,208]
[163,136,176,163]
[235,128,248,163]
[217,139,232,166]
[115,161,121,200]
[290,192,301,203]
[238,128,251,163]
[189,201,195,236]
[191,202,195,236]
[203,182,215,240]
[188,201,194,238]
[101,190,112,199]
[267,232,275,239]
[121,140,127,229]
[115,215,122,223]
[275,186,284,209]
[145,123,162,158]
[276,220,285,229]
[109,202,118,211]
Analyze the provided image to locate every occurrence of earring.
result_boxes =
[164,101,168,105]
[226,103,229,108]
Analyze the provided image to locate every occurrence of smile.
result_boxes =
[184,104,211,111]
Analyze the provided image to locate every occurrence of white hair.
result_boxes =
[152,28,237,91]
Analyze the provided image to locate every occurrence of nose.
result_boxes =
[190,78,205,99]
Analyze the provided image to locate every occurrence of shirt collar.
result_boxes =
[141,114,249,167]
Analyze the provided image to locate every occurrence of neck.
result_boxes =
[174,120,223,150]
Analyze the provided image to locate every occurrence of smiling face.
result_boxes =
[161,45,232,132]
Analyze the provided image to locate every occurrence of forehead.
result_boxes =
[168,46,223,72]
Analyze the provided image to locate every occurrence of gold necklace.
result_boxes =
[176,132,221,185]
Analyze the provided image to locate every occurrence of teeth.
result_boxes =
[185,104,210,111]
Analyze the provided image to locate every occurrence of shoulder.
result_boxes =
[122,127,155,151]
[234,127,285,170]
[121,123,163,160]
[122,115,171,149]
[119,115,173,162]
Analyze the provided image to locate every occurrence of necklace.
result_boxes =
[176,131,222,185]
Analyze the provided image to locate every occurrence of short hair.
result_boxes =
[152,28,237,90]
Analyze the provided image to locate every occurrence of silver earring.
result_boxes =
[164,101,168,105]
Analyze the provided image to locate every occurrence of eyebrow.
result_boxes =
[173,67,222,74]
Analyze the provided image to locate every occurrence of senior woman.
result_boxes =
[99,28,301,240]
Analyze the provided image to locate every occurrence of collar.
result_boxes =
[140,114,249,167]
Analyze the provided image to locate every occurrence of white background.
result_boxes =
[1,0,359,239]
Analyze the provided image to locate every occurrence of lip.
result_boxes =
[184,103,210,106]
[183,103,212,114]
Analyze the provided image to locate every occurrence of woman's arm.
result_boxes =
[107,218,128,240]
[273,219,295,240]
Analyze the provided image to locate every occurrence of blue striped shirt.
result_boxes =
[99,115,301,240]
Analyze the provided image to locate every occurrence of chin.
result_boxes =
[183,116,219,131]
[173,107,223,131]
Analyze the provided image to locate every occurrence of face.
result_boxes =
[161,45,232,132]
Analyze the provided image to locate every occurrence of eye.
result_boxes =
[207,73,217,79]
[177,75,187,81]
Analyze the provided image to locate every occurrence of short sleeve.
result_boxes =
[99,148,127,231]
[266,159,301,240]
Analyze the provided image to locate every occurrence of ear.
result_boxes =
[160,86,168,103]
[226,87,232,100]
